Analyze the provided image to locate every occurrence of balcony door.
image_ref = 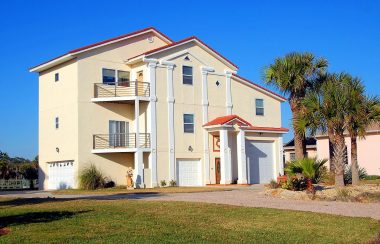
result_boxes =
[109,120,129,147]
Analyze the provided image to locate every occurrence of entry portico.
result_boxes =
[204,115,288,185]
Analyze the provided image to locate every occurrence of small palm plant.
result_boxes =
[285,158,327,192]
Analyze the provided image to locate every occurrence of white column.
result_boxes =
[201,67,213,185]
[165,63,176,181]
[144,58,158,187]
[237,129,248,184]
[278,136,284,175]
[134,150,143,188]
[225,71,233,115]
[220,129,232,184]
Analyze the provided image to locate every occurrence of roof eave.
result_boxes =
[29,54,75,73]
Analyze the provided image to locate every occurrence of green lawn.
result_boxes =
[0,198,379,243]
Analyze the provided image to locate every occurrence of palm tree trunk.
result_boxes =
[290,100,306,159]
[350,136,360,185]
[328,127,336,172]
[333,135,346,187]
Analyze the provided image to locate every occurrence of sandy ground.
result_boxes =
[1,185,380,220]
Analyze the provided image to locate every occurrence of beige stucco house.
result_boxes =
[283,137,317,163]
[30,27,288,189]
[316,124,380,175]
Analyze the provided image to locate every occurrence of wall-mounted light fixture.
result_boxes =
[56,147,60,153]
[188,146,193,152]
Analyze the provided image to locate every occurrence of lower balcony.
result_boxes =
[92,133,151,153]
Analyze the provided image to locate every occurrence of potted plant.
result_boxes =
[126,167,134,189]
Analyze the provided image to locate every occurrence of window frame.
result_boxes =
[54,73,59,82]
[55,117,59,129]
[182,65,193,85]
[255,98,264,116]
[183,113,195,133]
[102,68,131,85]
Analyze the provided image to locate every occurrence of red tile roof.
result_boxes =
[30,27,173,71]
[232,74,286,101]
[246,126,289,132]
[129,36,238,69]
[203,115,252,127]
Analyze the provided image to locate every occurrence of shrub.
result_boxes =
[104,179,115,188]
[344,164,367,184]
[364,175,380,180]
[169,180,177,187]
[336,187,351,201]
[160,180,167,187]
[268,179,279,189]
[285,158,327,184]
[79,164,106,190]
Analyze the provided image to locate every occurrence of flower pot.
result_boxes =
[277,175,287,184]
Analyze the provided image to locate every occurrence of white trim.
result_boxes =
[91,96,150,102]
[145,38,238,71]
[245,129,288,134]
[91,148,151,153]
[278,137,284,175]
[145,58,158,187]
[164,62,176,181]
[237,129,248,184]
[220,129,232,184]
[134,150,144,188]
[225,71,233,115]
[203,124,234,130]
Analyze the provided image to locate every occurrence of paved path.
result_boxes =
[1,186,380,220]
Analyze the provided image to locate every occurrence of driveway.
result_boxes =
[1,186,380,220]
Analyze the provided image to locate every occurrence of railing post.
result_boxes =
[114,83,117,97]
[93,135,95,149]
[135,81,138,96]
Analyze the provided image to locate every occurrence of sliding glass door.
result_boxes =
[109,120,129,147]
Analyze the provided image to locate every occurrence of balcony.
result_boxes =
[92,81,150,103]
[92,133,151,153]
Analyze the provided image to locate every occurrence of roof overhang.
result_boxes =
[30,27,173,73]
[126,37,238,70]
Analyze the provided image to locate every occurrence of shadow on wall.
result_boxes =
[246,143,268,184]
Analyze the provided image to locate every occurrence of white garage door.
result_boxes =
[48,161,75,190]
[176,159,201,186]
[246,141,274,184]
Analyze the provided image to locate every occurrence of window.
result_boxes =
[109,120,129,147]
[118,70,130,83]
[55,117,59,129]
[182,66,193,85]
[102,69,116,84]
[255,99,264,116]
[183,114,194,133]
[290,153,295,161]
[55,73,59,82]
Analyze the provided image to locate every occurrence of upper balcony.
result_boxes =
[92,133,151,153]
[92,81,150,103]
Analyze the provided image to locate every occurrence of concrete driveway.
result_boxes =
[1,186,380,220]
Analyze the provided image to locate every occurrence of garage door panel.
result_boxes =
[176,159,201,186]
[246,141,274,184]
[48,161,74,190]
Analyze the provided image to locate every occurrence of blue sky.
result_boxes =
[0,0,379,159]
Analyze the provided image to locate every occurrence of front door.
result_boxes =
[215,158,221,184]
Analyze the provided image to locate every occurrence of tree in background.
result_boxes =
[264,52,327,159]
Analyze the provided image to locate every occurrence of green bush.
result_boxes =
[285,158,328,184]
[79,164,106,190]
[336,187,351,201]
[364,175,380,180]
[344,164,367,184]
[169,180,177,187]
[268,179,279,189]
[160,180,167,187]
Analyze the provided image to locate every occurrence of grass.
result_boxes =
[52,186,233,195]
[361,179,380,185]
[0,197,379,243]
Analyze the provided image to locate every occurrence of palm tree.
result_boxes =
[345,78,380,185]
[301,73,353,187]
[264,52,328,159]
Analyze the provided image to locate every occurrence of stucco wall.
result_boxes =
[317,134,380,175]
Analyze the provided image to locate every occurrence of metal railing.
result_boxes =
[94,81,150,98]
[93,133,151,150]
